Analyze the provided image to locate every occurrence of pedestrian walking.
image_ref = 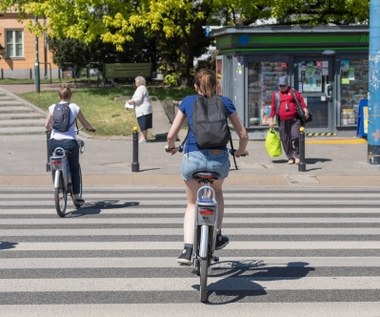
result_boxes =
[268,76,310,164]
[125,76,153,143]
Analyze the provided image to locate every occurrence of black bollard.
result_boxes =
[298,126,306,172]
[131,127,140,172]
[46,131,51,172]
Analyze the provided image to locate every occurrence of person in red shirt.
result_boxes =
[268,76,310,164]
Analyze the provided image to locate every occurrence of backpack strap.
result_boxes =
[290,89,306,125]
[275,91,280,123]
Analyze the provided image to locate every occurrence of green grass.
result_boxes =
[18,85,193,136]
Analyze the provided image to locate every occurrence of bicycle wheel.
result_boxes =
[199,225,209,303]
[72,164,83,208]
[199,256,209,302]
[54,171,67,217]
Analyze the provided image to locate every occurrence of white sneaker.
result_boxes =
[295,158,300,164]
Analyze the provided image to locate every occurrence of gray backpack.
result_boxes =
[192,95,230,149]
[52,103,74,132]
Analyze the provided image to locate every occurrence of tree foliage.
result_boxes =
[0,0,370,86]
[271,0,369,25]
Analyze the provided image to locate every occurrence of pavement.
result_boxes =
[1,83,379,188]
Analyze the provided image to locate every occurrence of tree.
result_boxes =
[271,0,369,25]
[0,0,370,86]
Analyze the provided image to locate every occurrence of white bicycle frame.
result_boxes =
[193,184,219,262]
[50,147,71,190]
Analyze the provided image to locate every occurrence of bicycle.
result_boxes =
[48,129,86,217]
[166,146,247,302]
[191,171,221,303]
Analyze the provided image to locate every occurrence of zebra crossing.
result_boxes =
[0,187,380,316]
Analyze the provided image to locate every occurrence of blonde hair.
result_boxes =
[58,83,72,101]
[194,69,217,98]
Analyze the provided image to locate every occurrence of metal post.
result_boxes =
[46,131,51,172]
[132,127,140,172]
[298,126,306,172]
[34,16,41,93]
[368,1,380,164]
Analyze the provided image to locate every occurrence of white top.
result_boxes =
[131,85,152,118]
[49,102,80,140]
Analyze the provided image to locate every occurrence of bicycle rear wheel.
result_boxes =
[199,256,209,302]
[199,225,209,303]
[54,171,67,217]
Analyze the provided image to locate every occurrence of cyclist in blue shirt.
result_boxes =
[165,69,249,265]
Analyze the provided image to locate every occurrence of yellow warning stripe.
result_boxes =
[306,132,336,137]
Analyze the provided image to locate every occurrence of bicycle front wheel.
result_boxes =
[54,171,67,217]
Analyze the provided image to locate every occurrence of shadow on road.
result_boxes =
[0,241,18,250]
[65,200,140,217]
[196,260,314,305]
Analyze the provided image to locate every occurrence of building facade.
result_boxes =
[213,25,369,138]
[0,13,58,80]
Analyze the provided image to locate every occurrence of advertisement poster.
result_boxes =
[299,61,324,92]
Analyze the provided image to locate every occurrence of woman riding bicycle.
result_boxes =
[44,84,96,205]
[165,69,249,265]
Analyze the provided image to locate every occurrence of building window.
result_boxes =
[6,30,24,58]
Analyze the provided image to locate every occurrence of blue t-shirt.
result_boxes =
[179,94,236,153]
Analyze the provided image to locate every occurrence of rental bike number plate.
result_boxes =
[196,203,216,226]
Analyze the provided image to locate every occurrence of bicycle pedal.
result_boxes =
[213,256,219,262]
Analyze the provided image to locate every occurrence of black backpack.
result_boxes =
[192,95,230,149]
[52,103,74,132]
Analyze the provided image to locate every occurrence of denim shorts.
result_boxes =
[180,149,230,181]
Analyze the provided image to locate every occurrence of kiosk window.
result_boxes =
[339,58,368,126]
[247,60,288,126]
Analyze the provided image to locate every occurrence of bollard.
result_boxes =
[46,131,51,172]
[298,126,306,172]
[131,126,140,172]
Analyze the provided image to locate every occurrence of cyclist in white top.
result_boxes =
[44,84,95,204]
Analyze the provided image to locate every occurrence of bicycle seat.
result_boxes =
[193,171,220,181]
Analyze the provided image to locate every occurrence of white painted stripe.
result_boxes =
[2,227,379,236]
[2,191,379,198]
[2,241,380,251]
[1,207,380,215]
[0,199,379,207]
[1,276,379,292]
[0,256,379,269]
[0,302,379,317]
[0,187,377,196]
[1,217,379,225]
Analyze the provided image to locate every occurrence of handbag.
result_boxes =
[265,128,282,157]
[291,90,312,124]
